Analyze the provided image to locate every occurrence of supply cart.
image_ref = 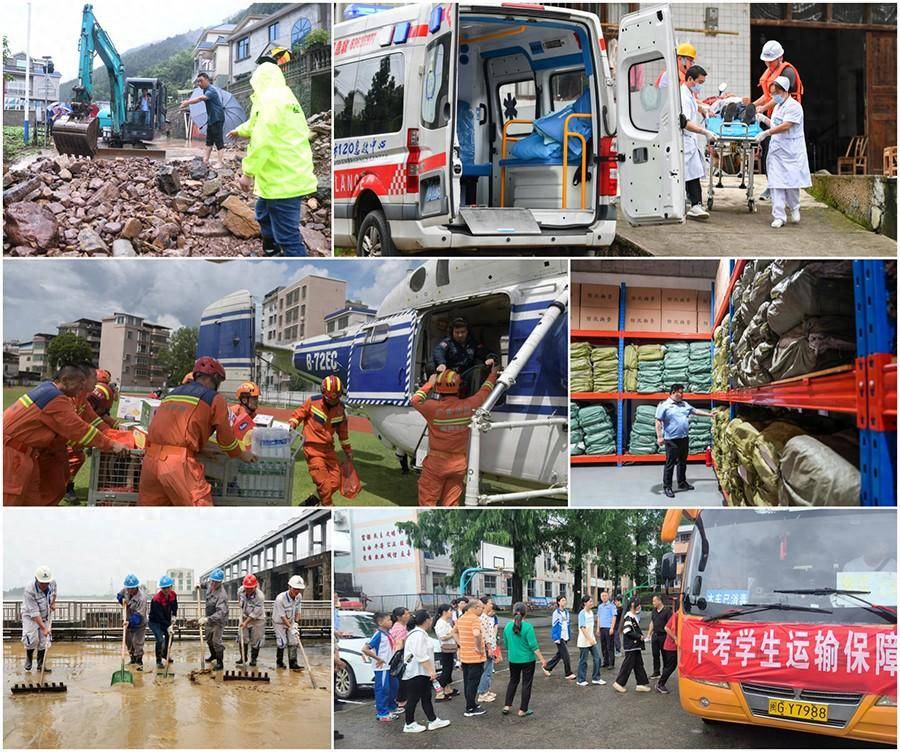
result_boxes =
[88,431,304,505]
[705,117,762,214]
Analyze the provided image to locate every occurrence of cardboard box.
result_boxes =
[580,307,618,330]
[570,283,581,310]
[581,284,619,309]
[140,399,161,429]
[116,396,148,422]
[624,308,662,332]
[696,289,712,314]
[661,288,698,311]
[626,286,661,309]
[132,426,148,450]
[697,310,712,332]
[661,309,699,334]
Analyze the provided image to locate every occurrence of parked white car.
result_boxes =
[335,610,442,700]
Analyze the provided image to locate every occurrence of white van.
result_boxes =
[333,3,686,255]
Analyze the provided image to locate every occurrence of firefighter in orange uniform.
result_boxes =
[64,367,116,503]
[288,376,352,507]
[3,364,130,506]
[88,369,119,428]
[229,381,260,451]
[138,357,255,506]
[411,365,498,507]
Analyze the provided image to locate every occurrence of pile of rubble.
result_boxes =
[3,111,334,257]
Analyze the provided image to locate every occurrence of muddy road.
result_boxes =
[4,639,331,748]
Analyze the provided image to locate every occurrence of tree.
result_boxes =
[398,510,551,603]
[157,327,198,386]
[47,333,94,371]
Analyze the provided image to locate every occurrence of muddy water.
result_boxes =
[4,640,331,749]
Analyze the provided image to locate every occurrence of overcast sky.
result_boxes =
[5,0,251,83]
[4,507,315,594]
[3,259,420,341]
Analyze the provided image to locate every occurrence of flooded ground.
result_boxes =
[3,639,331,749]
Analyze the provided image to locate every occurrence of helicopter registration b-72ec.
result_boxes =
[294,260,569,505]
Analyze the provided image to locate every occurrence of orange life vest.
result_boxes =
[759,61,804,104]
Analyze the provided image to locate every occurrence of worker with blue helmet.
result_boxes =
[198,569,229,670]
[149,575,179,669]
[117,574,148,670]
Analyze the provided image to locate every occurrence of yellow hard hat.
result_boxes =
[676,42,697,59]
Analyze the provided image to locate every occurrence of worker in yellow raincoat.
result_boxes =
[227,47,317,258]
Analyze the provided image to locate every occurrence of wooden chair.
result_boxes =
[837,135,868,175]
[883,146,897,177]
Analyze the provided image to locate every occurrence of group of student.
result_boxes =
[360,591,680,734]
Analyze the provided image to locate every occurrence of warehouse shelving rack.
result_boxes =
[708,259,896,506]
[571,281,717,467]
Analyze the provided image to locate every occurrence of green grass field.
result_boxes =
[5,388,555,506]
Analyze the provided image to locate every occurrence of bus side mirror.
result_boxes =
[660,552,676,585]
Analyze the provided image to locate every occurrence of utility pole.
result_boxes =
[23,1,32,143]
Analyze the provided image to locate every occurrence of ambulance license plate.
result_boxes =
[767,698,828,723]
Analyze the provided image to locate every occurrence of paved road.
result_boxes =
[616,176,895,257]
[335,627,886,749]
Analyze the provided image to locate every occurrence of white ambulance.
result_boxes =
[333,2,686,255]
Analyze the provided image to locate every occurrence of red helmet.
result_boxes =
[321,375,343,399]
[96,369,112,384]
[236,381,260,399]
[435,369,460,394]
[242,574,258,589]
[193,357,226,380]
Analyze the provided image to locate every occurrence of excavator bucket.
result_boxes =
[52,116,99,158]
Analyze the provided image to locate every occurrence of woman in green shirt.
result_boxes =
[501,602,547,717]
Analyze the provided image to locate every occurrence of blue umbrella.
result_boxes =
[187,85,247,141]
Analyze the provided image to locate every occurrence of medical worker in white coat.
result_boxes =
[754,75,811,228]
[680,65,718,221]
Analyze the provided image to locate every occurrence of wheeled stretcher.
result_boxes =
[705,117,763,214]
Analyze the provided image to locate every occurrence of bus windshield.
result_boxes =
[682,509,897,625]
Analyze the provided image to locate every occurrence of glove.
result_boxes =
[116,592,124,604]
[198,617,209,626]
[754,131,768,143]
[128,614,142,628]
[290,623,300,637]
[288,419,298,429]
[167,625,175,636]
[705,130,718,143]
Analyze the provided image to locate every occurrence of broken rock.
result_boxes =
[5,202,59,250]
[201,178,222,196]
[111,239,137,257]
[3,176,43,205]
[88,181,120,206]
[155,165,181,195]
[220,195,260,239]
[77,228,109,255]
[121,218,143,239]
[193,219,230,238]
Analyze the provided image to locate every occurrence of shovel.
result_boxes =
[11,631,67,694]
[111,603,134,686]
[158,626,175,679]
[296,634,318,690]
[191,587,211,680]
[224,625,270,682]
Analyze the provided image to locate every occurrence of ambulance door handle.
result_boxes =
[476,103,487,125]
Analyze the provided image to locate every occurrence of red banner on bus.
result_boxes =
[679,619,898,696]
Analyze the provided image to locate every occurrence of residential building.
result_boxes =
[98,313,171,388]
[324,302,376,334]
[266,275,346,346]
[3,343,20,384]
[166,568,195,596]
[58,318,102,366]
[191,22,238,87]
[20,333,56,380]
[229,3,331,81]
[17,342,33,374]
[2,53,61,125]
[671,523,694,589]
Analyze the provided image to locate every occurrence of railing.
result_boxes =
[3,599,331,639]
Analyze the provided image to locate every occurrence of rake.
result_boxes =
[224,628,270,682]
[11,637,67,694]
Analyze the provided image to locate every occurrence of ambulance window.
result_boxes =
[549,70,585,112]
[360,324,390,370]
[497,79,536,137]
[627,56,664,133]
[346,54,405,137]
[334,61,356,138]
[422,34,451,129]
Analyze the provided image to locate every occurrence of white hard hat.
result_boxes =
[35,565,53,583]
[760,40,784,62]
[773,76,791,92]
[288,575,306,590]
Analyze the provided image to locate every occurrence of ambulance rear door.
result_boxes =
[346,310,419,406]
[615,5,685,225]
[417,3,460,224]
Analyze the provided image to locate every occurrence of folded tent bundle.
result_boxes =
[779,433,860,506]
[579,403,615,455]
[623,344,638,392]
[590,346,619,392]
[628,404,662,454]
[688,414,713,454]
[570,341,593,393]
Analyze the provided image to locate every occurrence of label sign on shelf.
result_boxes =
[680,619,898,696]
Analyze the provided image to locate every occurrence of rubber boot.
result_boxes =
[25,649,34,671]
[214,649,224,671]
[36,650,51,673]
[301,494,319,507]
[398,454,409,475]
[261,236,279,258]
[236,648,245,666]
[205,646,216,663]
[288,647,303,671]
[135,658,143,672]
[250,647,259,667]
[276,647,286,668]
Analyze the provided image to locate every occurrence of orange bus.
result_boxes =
[660,508,897,745]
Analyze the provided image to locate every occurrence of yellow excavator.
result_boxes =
[52,3,167,159]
